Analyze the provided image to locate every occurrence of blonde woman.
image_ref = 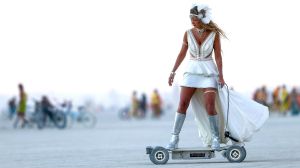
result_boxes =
[166,4,269,150]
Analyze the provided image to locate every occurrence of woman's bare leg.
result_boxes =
[177,87,197,114]
[167,87,196,150]
[203,88,220,150]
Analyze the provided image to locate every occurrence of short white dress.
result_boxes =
[180,29,269,147]
[180,29,219,88]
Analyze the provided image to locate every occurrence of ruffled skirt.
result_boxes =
[180,59,219,88]
[180,73,218,88]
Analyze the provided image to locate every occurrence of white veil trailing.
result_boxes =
[191,84,269,146]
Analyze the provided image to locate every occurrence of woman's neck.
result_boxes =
[194,27,205,33]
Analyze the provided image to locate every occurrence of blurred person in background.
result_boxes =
[265,86,273,110]
[297,91,300,112]
[272,86,281,112]
[8,97,17,120]
[41,95,55,121]
[253,86,268,106]
[279,85,290,116]
[150,89,163,118]
[129,91,140,118]
[260,86,268,106]
[290,87,299,116]
[253,88,260,103]
[14,84,28,128]
[139,93,148,118]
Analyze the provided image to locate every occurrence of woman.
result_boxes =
[150,89,163,118]
[130,91,140,118]
[14,84,28,128]
[167,4,269,150]
[290,87,299,116]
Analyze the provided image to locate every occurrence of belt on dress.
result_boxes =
[189,52,213,61]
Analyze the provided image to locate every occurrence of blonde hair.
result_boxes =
[202,21,227,39]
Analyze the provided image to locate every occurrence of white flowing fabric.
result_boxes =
[191,85,269,146]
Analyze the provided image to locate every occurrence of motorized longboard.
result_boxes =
[146,145,246,164]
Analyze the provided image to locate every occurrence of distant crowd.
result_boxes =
[4,83,299,129]
[253,85,300,116]
[119,89,164,120]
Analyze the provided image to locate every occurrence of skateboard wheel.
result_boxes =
[149,146,169,164]
[226,145,246,163]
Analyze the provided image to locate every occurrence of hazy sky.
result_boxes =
[1,0,299,97]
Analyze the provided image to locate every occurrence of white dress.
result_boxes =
[181,29,219,88]
[181,29,269,146]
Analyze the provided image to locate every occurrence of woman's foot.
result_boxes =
[166,134,179,150]
[211,137,220,150]
[166,113,186,150]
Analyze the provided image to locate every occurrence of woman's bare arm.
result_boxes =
[171,32,188,72]
[213,33,225,86]
[169,32,188,86]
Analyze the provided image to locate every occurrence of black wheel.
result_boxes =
[53,111,67,129]
[241,146,247,158]
[226,145,246,163]
[149,146,169,165]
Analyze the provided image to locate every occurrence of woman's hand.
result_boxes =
[168,72,176,86]
[218,76,225,88]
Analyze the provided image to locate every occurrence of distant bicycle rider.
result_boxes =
[41,96,56,122]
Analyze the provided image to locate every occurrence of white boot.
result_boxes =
[209,114,221,150]
[166,112,186,150]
